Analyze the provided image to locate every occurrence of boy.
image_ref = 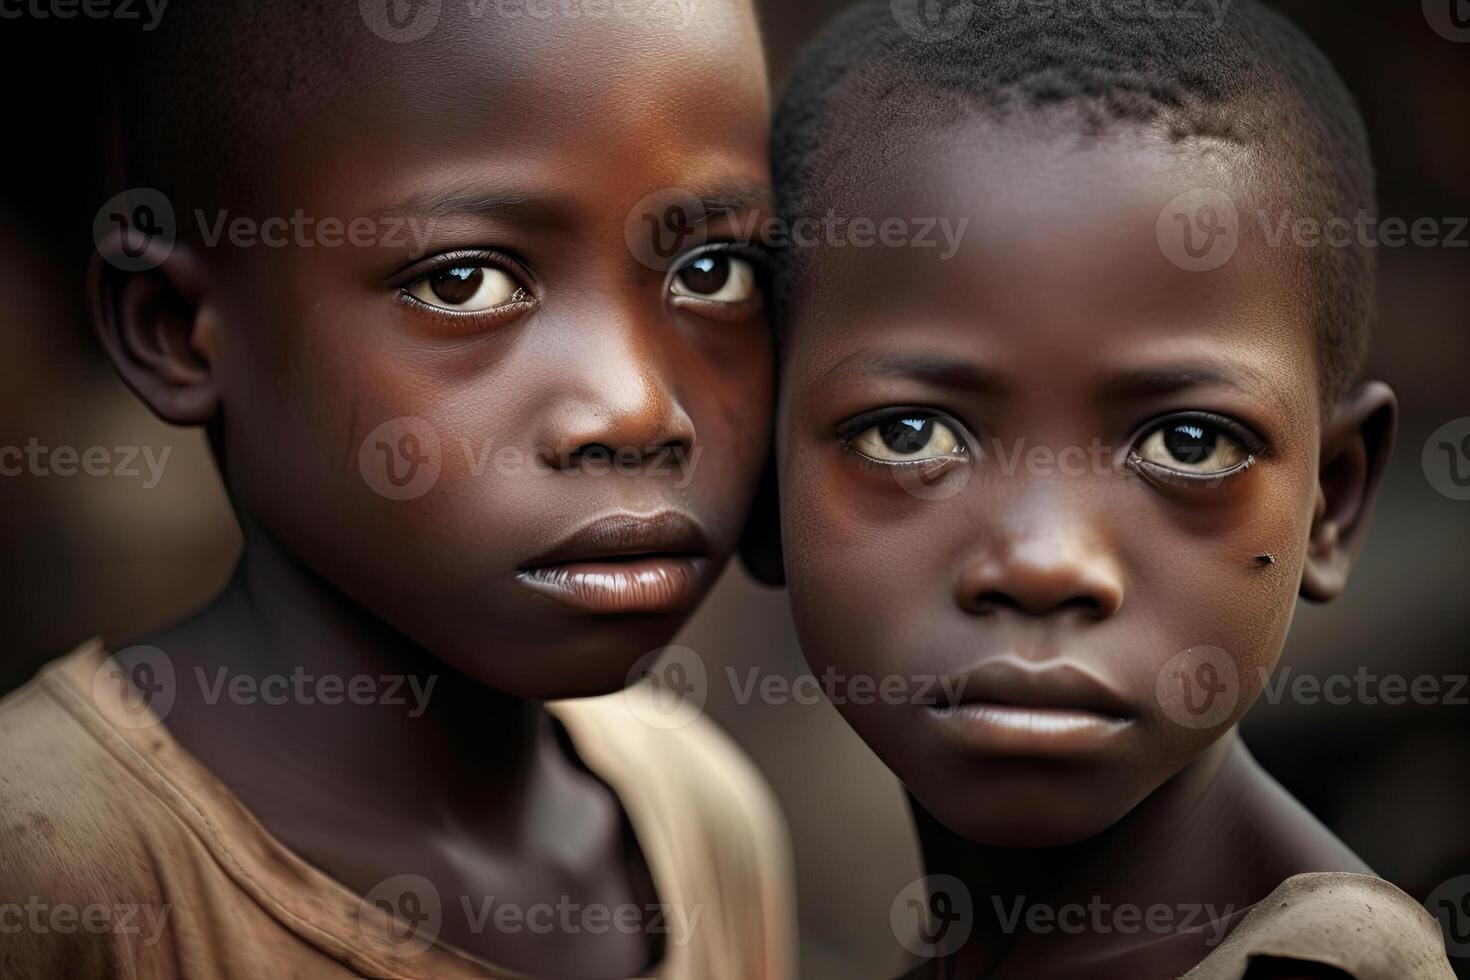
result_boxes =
[760,1,1453,976]
[0,1,792,977]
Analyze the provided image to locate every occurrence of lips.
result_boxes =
[515,511,714,614]
[928,657,1135,757]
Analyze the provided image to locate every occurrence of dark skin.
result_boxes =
[775,117,1396,978]
[88,7,773,976]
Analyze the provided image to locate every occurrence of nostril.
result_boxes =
[969,591,1021,615]
[559,439,692,473]
[1059,594,1105,618]
[963,591,1105,617]
[576,444,615,464]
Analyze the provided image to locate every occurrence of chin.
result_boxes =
[908,769,1138,848]
[418,607,691,701]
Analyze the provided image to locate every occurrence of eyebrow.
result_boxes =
[369,179,772,228]
[1094,364,1276,402]
[811,349,1283,414]
[368,186,569,226]
[689,180,773,224]
[814,348,1007,395]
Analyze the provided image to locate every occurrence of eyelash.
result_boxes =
[393,242,771,330]
[665,242,772,321]
[1125,411,1267,487]
[836,407,971,466]
[835,408,1267,486]
[395,249,536,320]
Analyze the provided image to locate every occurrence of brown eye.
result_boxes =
[406,264,520,313]
[850,414,966,463]
[1136,420,1249,475]
[671,253,756,304]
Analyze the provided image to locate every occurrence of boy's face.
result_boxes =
[778,120,1327,845]
[200,7,773,697]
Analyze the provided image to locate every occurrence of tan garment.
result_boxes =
[1184,872,1454,980]
[0,641,795,979]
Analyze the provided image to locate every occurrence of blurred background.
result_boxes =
[1,2,1466,977]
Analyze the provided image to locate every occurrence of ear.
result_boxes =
[1300,380,1396,602]
[87,229,218,425]
[738,449,785,586]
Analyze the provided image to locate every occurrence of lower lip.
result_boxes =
[516,557,709,614]
[928,703,1133,757]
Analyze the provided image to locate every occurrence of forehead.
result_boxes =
[265,2,771,217]
[783,114,1320,404]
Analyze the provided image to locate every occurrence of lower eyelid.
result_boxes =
[1126,452,1256,487]
[843,444,964,474]
[396,291,537,334]
[669,295,765,323]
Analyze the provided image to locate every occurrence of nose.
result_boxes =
[538,320,696,474]
[954,518,1124,620]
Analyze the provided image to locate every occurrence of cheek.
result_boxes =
[1127,460,1320,744]
[210,282,534,590]
[693,330,774,484]
[781,449,939,680]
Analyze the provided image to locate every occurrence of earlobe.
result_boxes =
[87,231,219,426]
[1300,381,1396,603]
[738,450,785,587]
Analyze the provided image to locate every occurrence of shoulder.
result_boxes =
[1186,873,1455,980]
[550,685,797,976]
[0,641,179,886]
[0,643,180,975]
[551,683,791,864]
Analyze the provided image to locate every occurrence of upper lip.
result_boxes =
[940,657,1134,720]
[519,510,711,570]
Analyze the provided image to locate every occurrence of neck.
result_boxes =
[912,735,1279,975]
[143,516,553,833]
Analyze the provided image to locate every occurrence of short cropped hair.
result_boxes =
[771,0,1377,403]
